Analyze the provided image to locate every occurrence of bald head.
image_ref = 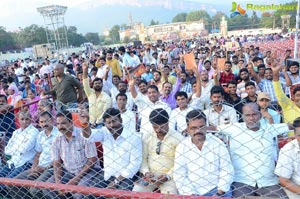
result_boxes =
[53,63,65,77]
[242,103,262,131]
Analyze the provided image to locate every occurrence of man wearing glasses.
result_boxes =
[133,108,183,194]
[173,109,234,197]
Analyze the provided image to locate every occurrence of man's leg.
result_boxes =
[72,169,98,199]
[7,169,31,199]
[29,169,54,199]
[256,184,289,199]
[232,182,257,197]
[117,178,134,191]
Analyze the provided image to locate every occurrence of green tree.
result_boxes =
[172,12,187,23]
[0,26,15,51]
[67,26,87,47]
[210,11,227,32]
[109,25,120,44]
[85,33,100,45]
[149,19,159,26]
[261,14,273,28]
[186,10,211,30]
[273,2,297,29]
[250,11,260,29]
[227,14,251,31]
[123,36,130,44]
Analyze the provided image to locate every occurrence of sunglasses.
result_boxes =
[156,141,162,155]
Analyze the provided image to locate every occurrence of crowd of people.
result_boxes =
[0,35,299,198]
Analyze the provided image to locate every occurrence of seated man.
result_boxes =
[43,110,98,199]
[218,103,291,198]
[8,111,60,199]
[275,117,300,198]
[133,109,183,194]
[82,108,142,191]
[173,109,234,197]
[0,111,39,194]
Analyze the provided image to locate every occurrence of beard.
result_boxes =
[94,86,102,92]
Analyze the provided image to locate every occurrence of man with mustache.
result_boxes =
[173,109,234,197]
[204,85,238,126]
[43,110,98,199]
[9,111,60,199]
[133,108,182,194]
[218,103,293,198]
[82,62,112,129]
[82,108,142,191]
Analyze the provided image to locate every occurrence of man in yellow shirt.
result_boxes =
[272,64,300,123]
[106,50,122,78]
[133,108,183,194]
[82,62,112,128]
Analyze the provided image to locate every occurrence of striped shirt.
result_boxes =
[52,127,97,174]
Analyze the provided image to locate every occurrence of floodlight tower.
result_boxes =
[37,5,69,53]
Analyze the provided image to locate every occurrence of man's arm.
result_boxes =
[194,68,201,98]
[67,156,97,185]
[53,159,63,183]
[82,63,92,97]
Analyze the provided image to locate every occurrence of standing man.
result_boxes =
[46,63,83,110]
[43,110,98,199]
[218,103,291,198]
[173,109,234,197]
[133,109,182,194]
[9,111,60,199]
[218,61,235,86]
[106,50,122,78]
[82,62,112,128]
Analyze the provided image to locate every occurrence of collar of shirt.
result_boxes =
[41,126,60,138]
[211,105,226,113]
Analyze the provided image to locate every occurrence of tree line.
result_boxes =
[0,2,296,51]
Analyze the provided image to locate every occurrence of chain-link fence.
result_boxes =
[0,95,299,199]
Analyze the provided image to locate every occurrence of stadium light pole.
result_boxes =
[294,0,300,58]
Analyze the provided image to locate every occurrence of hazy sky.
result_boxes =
[1,0,289,34]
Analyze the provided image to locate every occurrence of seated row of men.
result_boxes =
[0,102,299,199]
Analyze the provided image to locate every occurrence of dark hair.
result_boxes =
[186,109,207,124]
[227,80,237,86]
[57,110,72,121]
[239,68,249,74]
[99,57,106,62]
[91,67,98,72]
[107,50,114,54]
[0,94,7,102]
[175,91,188,100]
[138,80,147,86]
[153,70,161,76]
[112,75,121,80]
[210,85,225,96]
[40,111,52,119]
[289,61,300,68]
[224,61,232,66]
[252,57,260,62]
[265,68,272,72]
[103,108,121,122]
[162,81,172,88]
[116,93,128,101]
[149,108,169,125]
[92,77,103,86]
[257,64,266,70]
[293,117,300,128]
[245,81,255,88]
[293,86,300,95]
[203,60,211,65]
[147,84,159,92]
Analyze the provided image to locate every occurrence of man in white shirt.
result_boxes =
[129,79,171,140]
[204,86,238,126]
[275,117,300,198]
[96,57,112,93]
[9,111,60,199]
[0,111,39,194]
[218,103,290,198]
[82,108,142,191]
[116,93,136,132]
[169,71,201,134]
[174,109,234,197]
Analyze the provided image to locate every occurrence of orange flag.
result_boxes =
[217,58,226,71]
[129,64,146,77]
[184,53,197,70]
